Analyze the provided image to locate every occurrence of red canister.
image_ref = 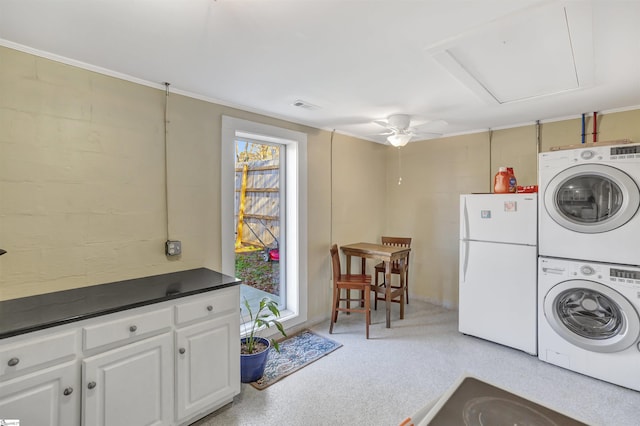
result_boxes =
[494,167,509,193]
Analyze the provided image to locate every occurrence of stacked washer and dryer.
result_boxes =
[538,141,640,392]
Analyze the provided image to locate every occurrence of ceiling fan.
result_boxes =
[374,114,447,147]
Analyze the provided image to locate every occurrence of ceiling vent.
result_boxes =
[292,99,320,110]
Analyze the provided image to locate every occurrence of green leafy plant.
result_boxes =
[241,297,287,354]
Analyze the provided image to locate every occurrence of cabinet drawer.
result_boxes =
[174,288,238,326]
[83,308,171,351]
[0,331,77,378]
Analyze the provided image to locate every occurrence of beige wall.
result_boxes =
[2,45,640,319]
[330,133,387,271]
[491,125,538,187]
[0,46,336,326]
[385,133,490,307]
[1,50,173,298]
[390,109,640,308]
[539,111,640,152]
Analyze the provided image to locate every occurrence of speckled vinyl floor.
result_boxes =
[192,299,640,426]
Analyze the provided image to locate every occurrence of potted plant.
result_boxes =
[240,297,286,383]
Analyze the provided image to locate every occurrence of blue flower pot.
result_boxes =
[240,337,271,383]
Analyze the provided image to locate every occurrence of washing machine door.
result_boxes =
[544,280,640,353]
[544,164,640,233]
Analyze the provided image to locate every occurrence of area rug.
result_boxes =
[250,330,342,390]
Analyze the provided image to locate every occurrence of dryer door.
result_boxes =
[544,164,640,233]
[543,280,640,353]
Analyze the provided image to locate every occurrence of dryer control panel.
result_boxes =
[611,144,640,157]
[610,267,640,285]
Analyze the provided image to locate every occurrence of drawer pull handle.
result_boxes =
[63,387,74,396]
[87,381,96,390]
[129,325,138,332]
[179,348,186,354]
[7,357,19,367]
[207,305,213,312]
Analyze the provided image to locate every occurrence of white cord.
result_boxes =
[164,82,171,240]
[397,147,402,185]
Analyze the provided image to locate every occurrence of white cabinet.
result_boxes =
[174,286,240,424]
[175,312,239,421]
[83,333,173,426]
[0,286,240,426]
[0,361,80,426]
[0,330,80,426]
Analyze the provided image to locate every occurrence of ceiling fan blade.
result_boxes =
[368,115,444,142]
[412,119,448,131]
[372,119,390,128]
[412,131,443,140]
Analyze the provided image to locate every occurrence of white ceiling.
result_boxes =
[1,0,639,144]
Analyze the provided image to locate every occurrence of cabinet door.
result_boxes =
[175,312,240,421]
[82,333,172,426]
[0,361,80,426]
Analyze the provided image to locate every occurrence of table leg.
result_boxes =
[346,254,352,313]
[399,256,406,320]
[385,260,392,328]
[360,257,366,307]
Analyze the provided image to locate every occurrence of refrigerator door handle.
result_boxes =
[461,240,469,283]
[462,198,470,241]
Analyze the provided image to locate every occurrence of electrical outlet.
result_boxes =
[166,240,182,256]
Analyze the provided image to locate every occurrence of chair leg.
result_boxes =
[405,270,409,304]
[329,287,339,334]
[374,271,379,310]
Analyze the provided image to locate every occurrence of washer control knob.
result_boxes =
[580,265,595,275]
[581,150,595,160]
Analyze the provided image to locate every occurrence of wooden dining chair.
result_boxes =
[373,236,412,309]
[329,244,372,339]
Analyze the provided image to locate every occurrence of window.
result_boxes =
[221,116,308,329]
[234,139,285,310]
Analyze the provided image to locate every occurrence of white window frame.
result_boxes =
[221,116,308,330]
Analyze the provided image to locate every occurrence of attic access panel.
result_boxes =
[432,4,590,104]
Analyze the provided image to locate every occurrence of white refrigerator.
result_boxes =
[459,193,538,355]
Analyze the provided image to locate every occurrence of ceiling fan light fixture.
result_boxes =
[387,133,412,147]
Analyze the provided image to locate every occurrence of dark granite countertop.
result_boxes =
[0,268,241,340]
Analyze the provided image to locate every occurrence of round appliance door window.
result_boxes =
[544,280,640,353]
[544,164,640,233]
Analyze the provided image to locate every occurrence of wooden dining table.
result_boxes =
[340,242,411,328]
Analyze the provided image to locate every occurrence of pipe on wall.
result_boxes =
[488,129,493,192]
